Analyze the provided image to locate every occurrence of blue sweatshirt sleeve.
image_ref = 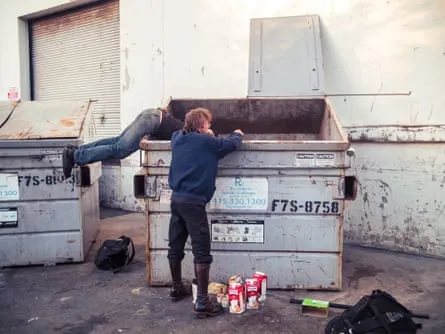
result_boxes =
[209,132,243,159]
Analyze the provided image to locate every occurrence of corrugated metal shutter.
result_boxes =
[30,0,120,138]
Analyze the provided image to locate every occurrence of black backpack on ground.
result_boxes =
[94,235,135,273]
[325,290,423,334]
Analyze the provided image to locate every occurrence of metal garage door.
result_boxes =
[30,0,120,138]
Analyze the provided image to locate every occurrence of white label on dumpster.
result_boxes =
[210,177,268,210]
[211,219,264,243]
[315,153,336,166]
[295,152,336,167]
[0,174,19,201]
[0,208,18,228]
[158,179,172,204]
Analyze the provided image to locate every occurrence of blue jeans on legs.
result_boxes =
[74,108,161,166]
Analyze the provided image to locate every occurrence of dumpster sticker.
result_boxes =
[0,208,18,228]
[211,219,264,243]
[210,177,268,211]
[0,173,19,201]
[158,180,172,204]
[295,152,336,167]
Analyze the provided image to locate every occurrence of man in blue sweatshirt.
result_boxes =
[167,107,244,319]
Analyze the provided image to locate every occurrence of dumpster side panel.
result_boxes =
[150,214,341,252]
[147,175,346,214]
[0,233,83,266]
[0,201,82,234]
[344,143,445,257]
[80,178,101,256]
[0,101,101,267]
[143,150,349,169]
[149,251,340,290]
[146,168,346,289]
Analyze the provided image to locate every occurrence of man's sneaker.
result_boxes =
[62,146,76,178]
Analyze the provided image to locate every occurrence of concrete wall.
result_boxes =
[1,0,444,256]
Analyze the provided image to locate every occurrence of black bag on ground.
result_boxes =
[325,290,422,334]
[94,235,135,273]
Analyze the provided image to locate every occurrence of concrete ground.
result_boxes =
[1,209,444,334]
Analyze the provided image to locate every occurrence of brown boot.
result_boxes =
[169,260,190,302]
[194,263,224,319]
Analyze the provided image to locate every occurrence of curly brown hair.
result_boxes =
[184,108,212,132]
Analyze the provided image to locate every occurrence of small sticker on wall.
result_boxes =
[7,87,19,101]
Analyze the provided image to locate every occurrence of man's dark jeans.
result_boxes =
[167,200,212,264]
[74,108,161,165]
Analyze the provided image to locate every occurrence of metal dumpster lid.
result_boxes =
[0,100,92,140]
[0,101,16,127]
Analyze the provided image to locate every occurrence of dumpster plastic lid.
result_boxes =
[0,100,92,140]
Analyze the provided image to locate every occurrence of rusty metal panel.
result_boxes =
[30,0,120,138]
[142,150,349,169]
[344,143,445,257]
[167,98,329,135]
[150,251,341,290]
[0,233,83,265]
[0,100,92,140]
[346,125,445,143]
[150,214,341,252]
[0,201,81,234]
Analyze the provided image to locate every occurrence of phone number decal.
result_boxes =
[210,177,268,210]
[271,199,340,214]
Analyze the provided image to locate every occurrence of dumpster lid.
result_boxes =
[0,100,92,140]
[0,101,16,127]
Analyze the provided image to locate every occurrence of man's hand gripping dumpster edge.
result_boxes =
[166,107,244,319]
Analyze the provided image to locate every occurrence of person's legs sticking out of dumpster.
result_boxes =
[62,107,183,178]
[167,107,244,318]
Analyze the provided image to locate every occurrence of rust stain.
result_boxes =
[60,119,75,127]
[169,98,326,135]
[347,264,384,289]
[36,0,118,35]
[146,214,152,286]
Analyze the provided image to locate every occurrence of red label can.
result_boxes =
[253,271,267,303]
[245,278,260,309]
[228,282,246,314]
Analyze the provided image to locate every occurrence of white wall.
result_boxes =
[1,0,445,256]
